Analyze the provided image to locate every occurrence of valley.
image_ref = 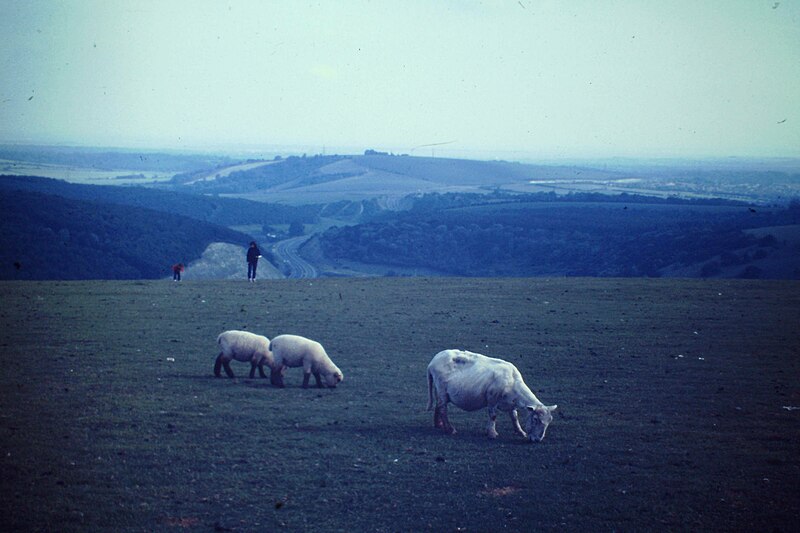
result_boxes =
[1,145,799,281]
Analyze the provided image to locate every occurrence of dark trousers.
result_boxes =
[173,271,181,281]
[248,261,258,279]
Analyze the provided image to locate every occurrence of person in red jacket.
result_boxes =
[172,263,185,281]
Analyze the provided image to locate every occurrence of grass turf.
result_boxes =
[0,277,798,531]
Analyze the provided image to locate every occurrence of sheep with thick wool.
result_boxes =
[268,334,343,388]
[214,330,275,379]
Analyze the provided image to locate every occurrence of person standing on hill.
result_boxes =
[172,263,185,281]
[247,241,261,282]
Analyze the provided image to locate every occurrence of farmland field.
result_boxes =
[1,278,798,531]
[0,159,175,185]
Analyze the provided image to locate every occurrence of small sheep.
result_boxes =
[268,334,343,388]
[214,330,275,379]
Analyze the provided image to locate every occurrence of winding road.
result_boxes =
[271,236,318,278]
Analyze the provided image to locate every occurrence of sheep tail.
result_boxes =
[427,370,434,411]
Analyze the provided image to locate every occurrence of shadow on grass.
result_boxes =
[171,373,348,392]
[340,416,539,447]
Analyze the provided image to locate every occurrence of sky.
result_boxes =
[1,0,799,160]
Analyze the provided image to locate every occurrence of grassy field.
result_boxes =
[0,160,175,185]
[1,277,798,532]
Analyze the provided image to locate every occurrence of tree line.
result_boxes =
[319,193,800,278]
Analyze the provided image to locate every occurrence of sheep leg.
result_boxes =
[509,409,527,438]
[433,404,445,429]
[215,354,235,378]
[439,403,456,435]
[249,363,257,379]
[257,363,268,378]
[270,367,284,387]
[302,372,311,388]
[487,407,499,439]
[214,354,224,377]
[313,372,323,388]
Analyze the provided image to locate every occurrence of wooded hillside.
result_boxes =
[0,175,321,226]
[0,189,251,280]
[319,193,800,278]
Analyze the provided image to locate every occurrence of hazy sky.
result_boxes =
[1,0,798,159]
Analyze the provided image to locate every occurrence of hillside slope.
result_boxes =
[317,197,800,279]
[0,189,252,280]
[167,153,800,205]
[0,175,321,226]
[168,153,615,203]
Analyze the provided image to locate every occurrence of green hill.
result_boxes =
[0,189,251,279]
[318,195,800,279]
[0,175,321,226]
[168,153,603,203]
[167,153,800,205]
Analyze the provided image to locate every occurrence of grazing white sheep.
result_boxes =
[427,349,557,442]
[214,330,275,379]
[268,334,343,388]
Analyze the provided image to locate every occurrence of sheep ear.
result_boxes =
[528,405,557,413]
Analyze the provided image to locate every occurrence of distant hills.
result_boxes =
[1,147,799,280]
[170,153,556,192]
[164,153,629,204]
[0,143,233,173]
[162,152,800,205]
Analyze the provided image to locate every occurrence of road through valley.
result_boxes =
[271,236,317,278]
